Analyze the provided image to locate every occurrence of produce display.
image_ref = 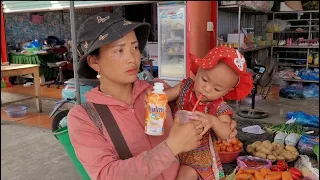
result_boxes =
[266,123,308,136]
[237,156,272,170]
[214,120,318,180]
[235,165,302,180]
[215,138,243,153]
[246,140,299,162]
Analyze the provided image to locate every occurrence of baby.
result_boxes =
[164,46,253,180]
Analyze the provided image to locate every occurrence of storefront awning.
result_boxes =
[2,1,155,13]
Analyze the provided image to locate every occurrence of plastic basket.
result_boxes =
[53,127,91,180]
[218,148,242,164]
[4,106,27,118]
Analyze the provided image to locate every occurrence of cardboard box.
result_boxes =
[266,33,273,41]
[258,85,280,101]
[258,40,267,47]
[246,33,254,43]
[227,33,245,47]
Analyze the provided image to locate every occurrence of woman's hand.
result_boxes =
[166,115,203,156]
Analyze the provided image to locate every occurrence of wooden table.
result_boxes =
[1,64,42,113]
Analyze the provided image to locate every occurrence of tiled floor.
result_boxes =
[1,107,54,129]
[1,85,63,99]
[1,85,61,129]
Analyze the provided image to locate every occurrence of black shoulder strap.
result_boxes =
[81,103,133,160]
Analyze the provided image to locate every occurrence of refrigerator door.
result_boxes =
[158,5,186,81]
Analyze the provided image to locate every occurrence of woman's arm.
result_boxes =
[67,106,179,180]
[152,78,181,102]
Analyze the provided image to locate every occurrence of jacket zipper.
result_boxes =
[129,104,167,180]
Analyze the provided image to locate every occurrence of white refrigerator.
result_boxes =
[157,3,187,86]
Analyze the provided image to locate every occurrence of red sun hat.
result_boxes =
[189,46,253,101]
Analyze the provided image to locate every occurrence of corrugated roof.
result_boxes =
[2,1,154,13]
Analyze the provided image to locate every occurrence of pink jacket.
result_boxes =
[67,80,180,180]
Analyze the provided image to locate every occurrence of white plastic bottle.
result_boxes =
[145,83,168,136]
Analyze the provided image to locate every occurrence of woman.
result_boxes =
[68,12,237,180]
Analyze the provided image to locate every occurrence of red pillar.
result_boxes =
[1,2,8,63]
[104,7,111,12]
[1,2,12,86]
[211,1,218,48]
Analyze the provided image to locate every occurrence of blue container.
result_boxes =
[4,106,27,118]
[62,84,93,103]
[144,65,159,77]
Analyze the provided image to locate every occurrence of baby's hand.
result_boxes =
[191,111,217,136]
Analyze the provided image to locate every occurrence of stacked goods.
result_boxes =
[215,138,243,153]
[246,140,299,162]
[235,162,302,180]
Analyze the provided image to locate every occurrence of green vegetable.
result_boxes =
[265,123,308,136]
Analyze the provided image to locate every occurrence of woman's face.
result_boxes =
[87,31,141,84]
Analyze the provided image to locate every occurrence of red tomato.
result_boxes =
[231,138,239,145]
[226,144,233,148]
[220,145,226,152]
[237,142,243,148]
[216,139,223,144]
[233,144,241,151]
[226,146,234,152]
[215,146,221,152]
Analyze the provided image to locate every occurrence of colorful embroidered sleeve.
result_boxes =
[216,102,233,118]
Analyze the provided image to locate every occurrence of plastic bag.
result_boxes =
[294,155,319,180]
[242,125,266,135]
[298,69,319,81]
[303,83,319,98]
[266,19,291,33]
[59,116,68,128]
[237,1,274,12]
[241,95,263,105]
[280,84,304,99]
[297,134,319,156]
[237,156,272,170]
[274,132,287,145]
[286,111,319,128]
[225,168,236,180]
[285,133,300,146]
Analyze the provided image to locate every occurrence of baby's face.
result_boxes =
[193,62,239,102]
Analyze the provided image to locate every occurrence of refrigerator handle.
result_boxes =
[188,22,191,32]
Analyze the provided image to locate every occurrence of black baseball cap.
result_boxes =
[77,12,151,79]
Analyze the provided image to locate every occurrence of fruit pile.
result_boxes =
[215,138,243,152]
[236,161,302,180]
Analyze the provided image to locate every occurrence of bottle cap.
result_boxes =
[153,82,164,90]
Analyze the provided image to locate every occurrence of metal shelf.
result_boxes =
[218,5,272,15]
[273,45,319,49]
[273,31,319,33]
[273,10,319,14]
[278,58,307,61]
[281,78,319,83]
[275,51,308,53]
[239,46,272,53]
[278,63,318,68]
[285,19,319,22]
